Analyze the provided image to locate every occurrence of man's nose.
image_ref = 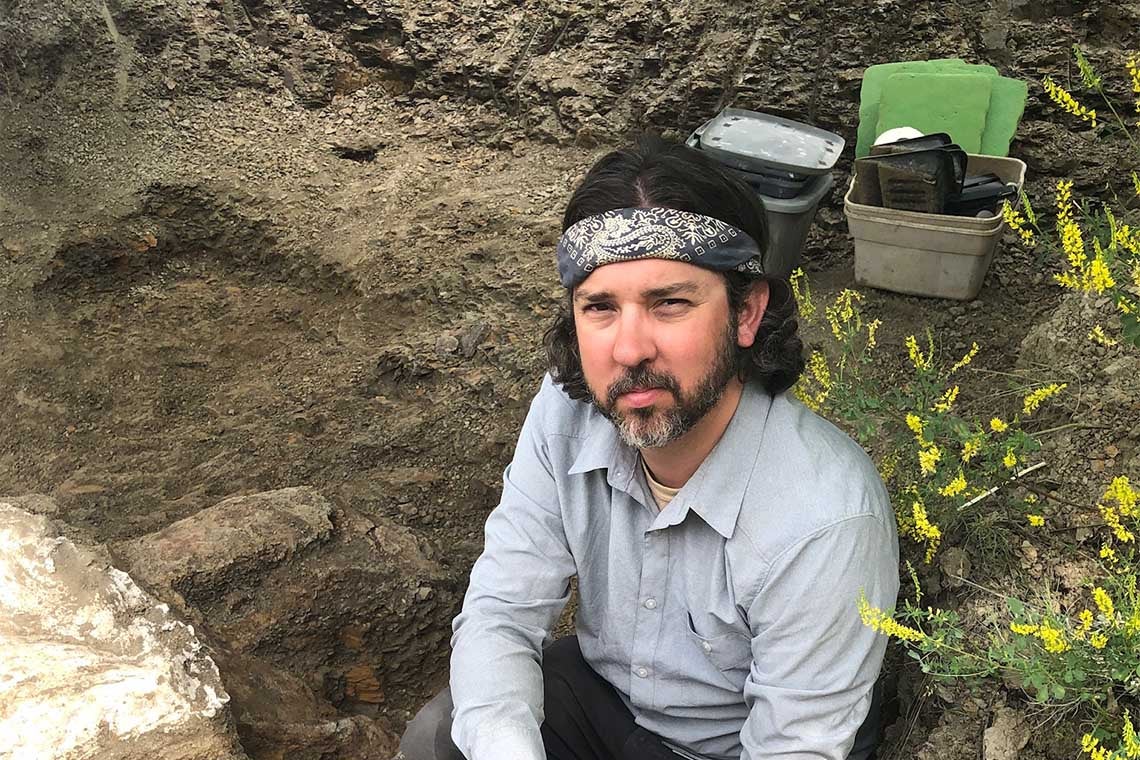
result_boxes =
[611,310,657,367]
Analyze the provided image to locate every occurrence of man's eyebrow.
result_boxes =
[642,281,702,300]
[573,288,614,304]
[574,280,704,304]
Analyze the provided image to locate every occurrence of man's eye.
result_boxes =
[582,303,612,313]
[657,299,692,310]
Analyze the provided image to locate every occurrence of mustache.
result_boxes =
[605,366,681,407]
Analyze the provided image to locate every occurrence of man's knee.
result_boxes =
[400,688,460,760]
[541,636,590,702]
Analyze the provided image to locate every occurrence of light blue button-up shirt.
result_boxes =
[450,375,899,760]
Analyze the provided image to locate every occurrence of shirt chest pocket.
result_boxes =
[684,610,753,674]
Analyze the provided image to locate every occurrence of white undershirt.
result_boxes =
[641,456,681,510]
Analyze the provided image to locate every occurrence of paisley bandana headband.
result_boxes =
[555,207,765,288]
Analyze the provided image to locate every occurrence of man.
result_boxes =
[399,136,900,760]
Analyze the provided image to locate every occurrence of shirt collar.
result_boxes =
[682,383,773,538]
[567,409,641,492]
[567,384,774,538]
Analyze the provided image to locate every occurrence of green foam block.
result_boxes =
[857,60,998,157]
[979,76,1028,156]
[876,72,994,154]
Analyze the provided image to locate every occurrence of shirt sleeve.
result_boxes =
[449,387,577,760]
[740,507,900,760]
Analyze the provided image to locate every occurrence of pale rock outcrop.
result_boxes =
[0,501,248,760]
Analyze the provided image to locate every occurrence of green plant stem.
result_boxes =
[1094,82,1139,152]
[1032,422,1112,437]
[1021,482,1094,511]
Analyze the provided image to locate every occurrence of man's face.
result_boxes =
[572,259,746,449]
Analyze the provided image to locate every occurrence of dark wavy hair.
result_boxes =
[543,134,806,401]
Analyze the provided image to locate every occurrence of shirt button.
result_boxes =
[635,667,649,678]
[643,598,657,610]
[701,641,712,653]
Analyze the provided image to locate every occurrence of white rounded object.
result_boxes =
[874,127,925,146]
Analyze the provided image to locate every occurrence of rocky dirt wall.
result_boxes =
[3,0,1140,757]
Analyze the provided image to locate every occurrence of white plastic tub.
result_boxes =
[845,154,1027,300]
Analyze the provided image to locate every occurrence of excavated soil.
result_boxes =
[3,0,1140,756]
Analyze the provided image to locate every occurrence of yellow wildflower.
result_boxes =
[1076,609,1094,638]
[1083,734,1111,760]
[789,269,815,321]
[1027,514,1045,527]
[1100,543,1118,563]
[1010,622,1039,636]
[1127,610,1140,637]
[1056,179,1075,222]
[857,593,925,642]
[1002,201,1034,245]
[1116,223,1140,257]
[1094,587,1115,620]
[865,318,881,350]
[808,352,832,390]
[932,386,959,414]
[1104,477,1138,518]
[939,470,967,498]
[1100,504,1136,544]
[990,417,1009,433]
[1038,624,1069,653]
[1123,711,1140,758]
[1003,448,1017,469]
[911,501,942,562]
[879,452,899,482]
[825,290,863,341]
[1089,632,1108,649]
[905,413,931,446]
[1086,252,1117,293]
[794,384,820,412]
[919,446,941,476]
[796,351,832,412]
[1057,229,1116,294]
[1042,75,1097,127]
[905,334,933,372]
[1073,46,1101,88]
[1089,325,1118,346]
[961,436,983,463]
[1134,170,1140,199]
[950,342,980,374]
[1023,383,1067,415]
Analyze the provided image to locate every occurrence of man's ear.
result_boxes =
[736,280,770,348]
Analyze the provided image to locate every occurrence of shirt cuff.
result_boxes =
[464,721,546,760]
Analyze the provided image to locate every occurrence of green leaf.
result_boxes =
[1007,597,1025,616]
[1051,684,1066,700]
[1121,313,1140,348]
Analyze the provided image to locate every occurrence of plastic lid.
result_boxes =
[690,108,845,176]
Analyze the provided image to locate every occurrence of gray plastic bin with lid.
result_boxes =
[759,171,833,279]
[686,108,842,278]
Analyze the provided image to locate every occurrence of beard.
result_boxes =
[590,320,740,449]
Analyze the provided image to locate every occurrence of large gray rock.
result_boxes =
[111,487,449,759]
[0,501,248,760]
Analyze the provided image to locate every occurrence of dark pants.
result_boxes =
[399,637,881,760]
